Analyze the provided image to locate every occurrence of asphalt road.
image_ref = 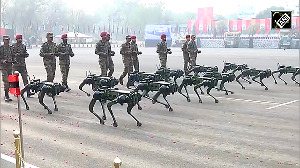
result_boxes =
[1,47,299,168]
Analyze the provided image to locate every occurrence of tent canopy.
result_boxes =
[55,32,92,38]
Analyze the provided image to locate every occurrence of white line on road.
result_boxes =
[188,94,279,105]
[266,100,299,110]
[1,153,39,168]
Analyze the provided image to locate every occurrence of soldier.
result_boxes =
[156,34,171,68]
[119,35,132,85]
[106,33,114,77]
[187,35,201,68]
[12,34,33,97]
[95,32,109,77]
[40,32,58,82]
[57,33,74,92]
[130,35,142,72]
[181,35,191,75]
[0,35,13,101]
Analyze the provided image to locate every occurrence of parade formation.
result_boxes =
[1,32,299,128]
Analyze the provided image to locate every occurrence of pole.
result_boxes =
[17,94,25,167]
[13,130,21,168]
[0,0,2,28]
[114,156,122,168]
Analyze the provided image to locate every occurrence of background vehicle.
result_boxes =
[224,32,241,48]
[278,29,292,49]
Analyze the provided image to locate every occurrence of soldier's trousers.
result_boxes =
[44,60,56,82]
[107,56,114,77]
[99,56,108,77]
[159,55,167,68]
[120,55,132,79]
[0,65,12,92]
[60,64,70,86]
[132,55,139,72]
[190,54,197,68]
[183,53,190,74]
[13,65,29,86]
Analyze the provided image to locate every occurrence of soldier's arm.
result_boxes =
[68,45,74,57]
[156,43,161,53]
[54,44,60,56]
[120,44,125,55]
[181,43,186,52]
[39,44,46,57]
[23,45,29,58]
[0,46,4,63]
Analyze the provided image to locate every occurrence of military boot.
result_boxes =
[4,90,12,102]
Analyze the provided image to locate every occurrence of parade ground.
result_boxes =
[1,47,299,168]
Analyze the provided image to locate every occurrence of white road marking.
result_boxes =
[189,94,279,105]
[266,100,299,110]
[1,153,39,168]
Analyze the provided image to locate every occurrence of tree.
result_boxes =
[256,6,284,19]
[216,20,228,37]
[213,14,226,21]
[247,23,260,36]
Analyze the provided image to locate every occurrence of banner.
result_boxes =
[260,19,265,34]
[197,7,213,20]
[256,19,260,34]
[237,20,242,32]
[198,20,203,34]
[242,20,247,34]
[265,18,271,34]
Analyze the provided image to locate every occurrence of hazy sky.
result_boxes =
[63,0,299,16]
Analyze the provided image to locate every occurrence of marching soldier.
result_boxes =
[106,33,114,77]
[0,35,13,101]
[181,35,191,75]
[40,32,58,82]
[57,33,74,92]
[95,32,109,77]
[187,35,201,68]
[119,35,132,85]
[156,34,172,68]
[12,34,33,97]
[130,35,142,72]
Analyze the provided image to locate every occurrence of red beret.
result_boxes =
[186,35,190,38]
[160,34,166,39]
[16,34,22,40]
[106,33,110,37]
[131,35,136,39]
[100,32,107,37]
[61,34,67,39]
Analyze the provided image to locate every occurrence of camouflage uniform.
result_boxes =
[156,41,168,68]
[106,41,114,77]
[40,41,57,82]
[119,41,132,84]
[181,40,190,74]
[12,42,29,86]
[131,42,140,72]
[95,40,109,76]
[57,42,74,87]
[0,38,13,101]
[187,40,198,67]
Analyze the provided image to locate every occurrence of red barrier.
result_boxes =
[8,73,21,96]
